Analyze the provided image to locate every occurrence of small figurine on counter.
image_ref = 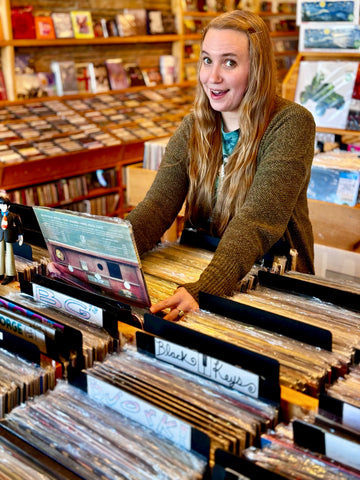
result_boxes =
[0,195,23,285]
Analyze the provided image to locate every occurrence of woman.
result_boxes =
[127,10,316,320]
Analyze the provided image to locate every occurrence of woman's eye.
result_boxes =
[203,57,211,65]
[225,59,236,68]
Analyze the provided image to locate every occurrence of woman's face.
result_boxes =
[199,28,250,129]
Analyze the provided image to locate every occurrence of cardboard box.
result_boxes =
[126,163,157,207]
[314,243,360,283]
[126,164,184,242]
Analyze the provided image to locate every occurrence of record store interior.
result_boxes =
[0,0,359,478]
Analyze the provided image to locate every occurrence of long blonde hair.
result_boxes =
[186,10,277,235]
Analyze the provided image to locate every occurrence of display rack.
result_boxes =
[0,0,299,100]
[282,51,360,252]
[0,0,180,100]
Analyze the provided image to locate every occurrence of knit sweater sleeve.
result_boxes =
[183,99,316,302]
[127,115,192,255]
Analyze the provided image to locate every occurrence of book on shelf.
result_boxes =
[115,13,137,36]
[34,15,56,39]
[76,62,96,93]
[11,5,36,39]
[70,11,95,39]
[105,59,130,90]
[124,64,146,86]
[51,12,74,38]
[123,8,147,35]
[51,61,79,96]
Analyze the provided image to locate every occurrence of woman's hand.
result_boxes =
[150,286,199,321]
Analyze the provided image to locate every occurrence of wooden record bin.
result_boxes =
[282,52,360,253]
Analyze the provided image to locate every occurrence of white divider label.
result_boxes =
[33,284,103,326]
[325,432,360,471]
[343,403,360,433]
[87,374,192,450]
[154,338,259,398]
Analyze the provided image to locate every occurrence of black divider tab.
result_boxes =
[0,330,41,364]
[258,270,360,313]
[199,291,332,351]
[212,449,289,480]
[141,313,280,403]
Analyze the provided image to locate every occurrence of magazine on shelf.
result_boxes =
[33,207,151,307]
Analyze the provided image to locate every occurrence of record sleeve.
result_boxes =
[33,207,151,307]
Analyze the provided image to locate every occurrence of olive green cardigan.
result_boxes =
[127,96,316,301]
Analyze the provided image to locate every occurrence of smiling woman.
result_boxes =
[126,10,316,321]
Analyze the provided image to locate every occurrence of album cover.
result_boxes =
[105,59,130,90]
[142,66,163,86]
[93,19,105,37]
[70,10,95,39]
[115,13,137,36]
[11,5,36,39]
[51,12,74,38]
[147,10,165,34]
[106,18,118,36]
[162,11,177,33]
[34,15,55,39]
[124,63,146,86]
[294,60,358,129]
[298,0,357,24]
[76,62,96,93]
[15,73,42,99]
[36,72,56,97]
[123,8,147,35]
[33,207,151,307]
[51,60,79,96]
[299,23,360,51]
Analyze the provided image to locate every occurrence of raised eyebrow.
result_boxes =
[201,50,238,59]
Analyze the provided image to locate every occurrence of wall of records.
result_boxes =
[0,206,358,480]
